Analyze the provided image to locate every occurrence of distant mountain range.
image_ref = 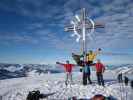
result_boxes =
[0,63,64,80]
[0,63,132,80]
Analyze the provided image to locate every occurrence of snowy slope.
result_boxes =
[114,66,133,80]
[0,69,133,100]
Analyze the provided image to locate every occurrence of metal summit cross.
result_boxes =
[64,8,104,62]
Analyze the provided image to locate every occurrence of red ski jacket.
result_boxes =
[95,63,105,73]
[60,64,75,73]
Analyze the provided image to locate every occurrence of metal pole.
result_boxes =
[82,8,87,64]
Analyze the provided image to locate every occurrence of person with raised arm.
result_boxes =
[86,48,102,66]
[56,60,76,85]
[82,48,101,85]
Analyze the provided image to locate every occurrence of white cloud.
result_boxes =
[0,33,39,45]
[0,0,133,51]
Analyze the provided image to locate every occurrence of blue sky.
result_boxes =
[0,0,133,64]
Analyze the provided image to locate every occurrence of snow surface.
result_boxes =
[0,70,133,100]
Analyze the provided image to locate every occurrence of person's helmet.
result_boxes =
[89,50,93,54]
[98,48,102,51]
[97,59,101,63]
[72,53,75,56]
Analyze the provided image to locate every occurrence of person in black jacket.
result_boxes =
[131,80,133,89]
[117,73,123,83]
[124,76,129,86]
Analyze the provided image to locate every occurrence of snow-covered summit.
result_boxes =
[0,64,133,100]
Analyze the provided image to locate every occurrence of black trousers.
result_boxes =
[83,73,92,85]
[83,66,92,85]
[82,61,93,85]
[97,72,104,86]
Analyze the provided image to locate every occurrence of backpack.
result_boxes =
[26,90,40,100]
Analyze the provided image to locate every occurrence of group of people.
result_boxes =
[117,73,133,89]
[56,48,106,86]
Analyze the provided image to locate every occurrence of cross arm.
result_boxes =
[94,22,105,28]
[64,22,105,32]
[64,26,74,32]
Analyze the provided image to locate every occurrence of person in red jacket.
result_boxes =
[95,59,105,86]
[56,60,76,85]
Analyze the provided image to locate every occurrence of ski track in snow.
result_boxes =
[0,71,132,100]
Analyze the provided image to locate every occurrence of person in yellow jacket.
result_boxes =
[82,48,101,85]
[86,48,101,66]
